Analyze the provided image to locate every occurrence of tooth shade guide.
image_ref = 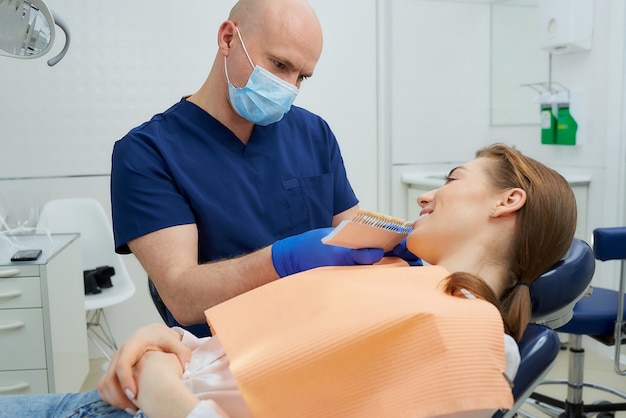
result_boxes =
[322,209,413,252]
[352,209,414,234]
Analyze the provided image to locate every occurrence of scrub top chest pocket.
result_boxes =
[282,173,335,233]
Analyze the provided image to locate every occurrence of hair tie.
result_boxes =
[517,281,532,288]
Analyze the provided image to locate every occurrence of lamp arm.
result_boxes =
[47,11,70,67]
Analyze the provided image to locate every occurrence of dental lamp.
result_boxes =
[0,0,70,66]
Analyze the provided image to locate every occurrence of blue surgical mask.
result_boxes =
[225,27,299,126]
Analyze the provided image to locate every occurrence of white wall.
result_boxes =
[0,0,378,208]
[386,0,492,219]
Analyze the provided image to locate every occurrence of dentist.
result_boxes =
[111,0,420,338]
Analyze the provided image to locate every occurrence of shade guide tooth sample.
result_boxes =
[322,209,413,251]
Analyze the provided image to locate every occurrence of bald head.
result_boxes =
[190,0,324,134]
[228,0,323,64]
[230,0,320,27]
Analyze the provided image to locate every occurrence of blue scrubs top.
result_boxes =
[111,98,358,335]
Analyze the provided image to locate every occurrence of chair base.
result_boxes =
[86,308,118,361]
[521,334,626,418]
[525,385,626,417]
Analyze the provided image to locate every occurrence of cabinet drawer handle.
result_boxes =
[0,321,25,331]
[0,382,30,393]
[0,290,22,299]
[0,269,20,278]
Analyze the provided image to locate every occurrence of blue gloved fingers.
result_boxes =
[271,228,385,278]
[348,247,384,265]
[385,238,423,266]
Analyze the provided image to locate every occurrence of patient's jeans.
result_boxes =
[0,389,138,418]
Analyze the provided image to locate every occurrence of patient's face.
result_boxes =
[407,157,499,264]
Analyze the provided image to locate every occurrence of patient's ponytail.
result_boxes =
[444,272,531,341]
[499,283,532,342]
[444,272,512,337]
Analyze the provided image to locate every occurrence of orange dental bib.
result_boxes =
[206,265,513,418]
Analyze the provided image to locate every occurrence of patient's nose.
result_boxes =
[417,189,436,207]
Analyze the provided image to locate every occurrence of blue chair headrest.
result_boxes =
[529,238,595,328]
[593,227,626,261]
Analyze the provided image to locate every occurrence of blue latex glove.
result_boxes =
[385,238,423,266]
[272,228,385,278]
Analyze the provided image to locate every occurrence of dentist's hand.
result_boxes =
[271,228,385,277]
[385,238,423,266]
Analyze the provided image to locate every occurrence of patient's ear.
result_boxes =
[493,188,526,217]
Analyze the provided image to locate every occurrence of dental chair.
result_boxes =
[493,237,596,418]
[524,227,626,417]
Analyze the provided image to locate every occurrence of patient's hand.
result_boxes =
[132,351,200,418]
[97,323,192,413]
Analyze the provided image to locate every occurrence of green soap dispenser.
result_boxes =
[540,104,557,144]
[556,104,578,145]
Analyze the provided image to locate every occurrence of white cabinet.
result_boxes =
[0,234,88,394]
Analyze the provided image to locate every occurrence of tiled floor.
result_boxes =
[81,347,626,417]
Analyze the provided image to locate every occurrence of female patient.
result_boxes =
[0,144,576,418]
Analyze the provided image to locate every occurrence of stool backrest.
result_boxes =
[593,226,626,375]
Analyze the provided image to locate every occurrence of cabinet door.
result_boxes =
[0,309,47,370]
[0,370,49,395]
[0,277,42,309]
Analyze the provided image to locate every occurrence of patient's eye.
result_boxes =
[445,167,461,184]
